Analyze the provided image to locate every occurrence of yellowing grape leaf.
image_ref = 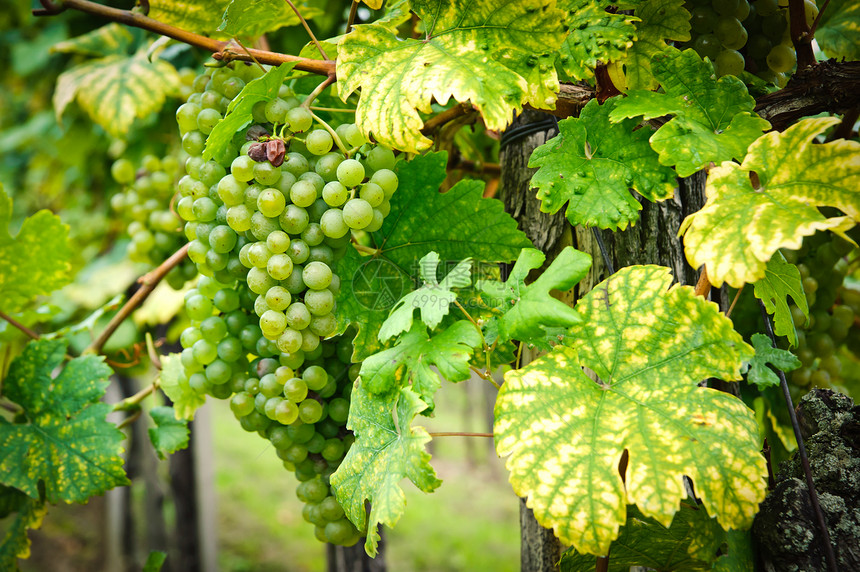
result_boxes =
[158,353,206,421]
[529,98,677,230]
[148,406,190,460]
[149,0,229,35]
[747,333,801,389]
[815,0,860,61]
[479,246,590,346]
[0,486,46,570]
[0,339,130,504]
[610,49,771,177]
[54,48,181,139]
[616,0,690,90]
[330,383,441,557]
[494,265,762,556]
[219,0,323,37]
[361,321,482,407]
[753,251,808,347]
[679,117,860,288]
[0,185,73,314]
[337,0,567,152]
[557,0,638,81]
[51,23,134,58]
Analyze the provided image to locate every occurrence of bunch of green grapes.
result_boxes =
[783,232,859,400]
[167,62,401,545]
[682,0,817,81]
[110,153,197,289]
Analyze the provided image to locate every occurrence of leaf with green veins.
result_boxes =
[219,0,323,37]
[610,49,771,177]
[330,383,441,557]
[747,333,801,389]
[679,117,860,288]
[337,0,567,153]
[480,247,590,346]
[203,63,295,162]
[815,0,860,61]
[617,0,690,90]
[148,0,231,35]
[361,321,482,406]
[148,406,190,460]
[51,23,134,58]
[494,265,762,556]
[378,253,472,341]
[559,501,726,571]
[0,339,129,504]
[54,48,181,139]
[529,98,677,230]
[336,152,532,360]
[557,0,639,82]
[0,185,73,314]
[158,353,206,421]
[713,529,754,572]
[0,486,46,569]
[753,251,808,346]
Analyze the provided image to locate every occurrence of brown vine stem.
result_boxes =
[421,103,474,135]
[726,285,744,319]
[117,408,143,429]
[345,0,359,34]
[787,0,815,69]
[35,0,335,76]
[0,309,40,340]
[85,243,189,356]
[283,0,328,60]
[428,432,494,438]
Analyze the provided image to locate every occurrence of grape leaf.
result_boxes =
[330,383,441,557]
[557,0,638,81]
[529,97,677,230]
[203,63,295,162]
[219,0,323,37]
[51,23,133,58]
[148,406,190,460]
[753,251,808,347]
[149,0,230,35]
[494,265,762,555]
[559,501,726,572]
[815,0,860,61]
[158,353,206,421]
[337,0,568,153]
[679,117,860,288]
[0,339,130,503]
[610,49,771,177]
[361,321,481,406]
[747,333,801,389]
[616,0,690,90]
[713,529,754,572]
[143,551,168,572]
[0,185,73,314]
[378,253,472,341]
[479,247,590,346]
[0,486,46,570]
[336,152,532,360]
[54,48,181,139]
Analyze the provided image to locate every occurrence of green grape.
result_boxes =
[257,188,287,218]
[196,108,221,135]
[267,253,294,281]
[254,161,282,186]
[342,198,374,229]
[714,49,745,76]
[365,146,396,171]
[209,225,238,253]
[287,107,313,132]
[283,152,310,177]
[359,182,384,207]
[303,261,333,290]
[280,204,310,235]
[288,239,311,265]
[290,179,318,208]
[370,169,398,198]
[315,153,344,182]
[285,302,312,330]
[336,159,365,188]
[265,286,292,311]
[278,328,303,354]
[320,209,349,239]
[230,392,256,417]
[232,155,256,182]
[306,129,334,155]
[766,44,796,73]
[266,230,291,254]
[265,97,290,124]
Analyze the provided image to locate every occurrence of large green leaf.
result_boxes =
[494,265,762,555]
[158,353,206,421]
[616,0,690,90]
[529,97,677,230]
[337,0,568,152]
[815,0,860,60]
[51,23,133,58]
[361,321,481,406]
[54,48,181,139]
[479,247,590,346]
[0,486,46,570]
[336,152,532,360]
[559,501,726,571]
[753,251,808,346]
[0,339,129,504]
[219,0,324,37]
[610,49,771,177]
[679,117,860,288]
[148,406,190,460]
[747,333,801,389]
[557,0,638,81]
[148,0,229,35]
[0,185,73,314]
[330,384,441,557]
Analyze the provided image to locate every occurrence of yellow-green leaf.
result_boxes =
[54,49,181,139]
[148,0,229,35]
[337,0,568,152]
[815,0,860,61]
[158,353,206,420]
[219,0,323,37]
[495,265,762,555]
[679,117,860,288]
[51,23,134,58]
[0,185,73,314]
[0,486,46,569]
[617,0,690,90]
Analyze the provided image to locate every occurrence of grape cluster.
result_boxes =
[784,233,859,400]
[110,153,197,289]
[169,62,401,545]
[682,0,817,81]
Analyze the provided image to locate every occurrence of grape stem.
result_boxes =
[350,243,379,256]
[113,379,160,413]
[85,243,189,356]
[808,0,832,39]
[787,0,816,69]
[302,75,337,110]
[0,309,40,340]
[726,285,744,318]
[283,0,328,61]
[421,103,474,135]
[346,1,359,34]
[309,110,349,155]
[145,332,162,371]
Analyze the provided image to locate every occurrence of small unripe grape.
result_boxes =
[306,129,334,156]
